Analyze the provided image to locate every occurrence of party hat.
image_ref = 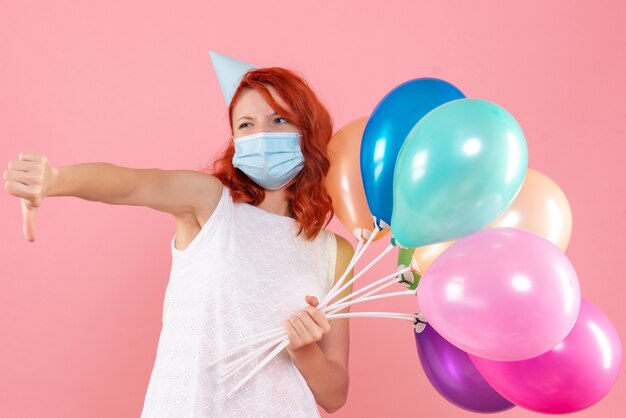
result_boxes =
[208,50,257,105]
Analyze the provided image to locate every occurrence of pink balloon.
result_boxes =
[417,227,581,361]
[469,298,622,414]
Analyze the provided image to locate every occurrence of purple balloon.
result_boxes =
[415,325,514,413]
[469,298,623,414]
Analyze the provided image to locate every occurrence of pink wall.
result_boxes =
[1,0,624,416]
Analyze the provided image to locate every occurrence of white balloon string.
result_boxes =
[226,310,418,396]
[227,339,291,397]
[229,326,284,345]
[324,266,411,311]
[222,327,284,352]
[353,234,365,257]
[318,226,380,309]
[220,335,285,380]
[207,328,285,368]
[212,227,411,379]
[321,242,395,307]
[222,284,410,369]
[327,312,417,321]
[321,232,365,304]
[325,280,397,314]
[211,265,413,365]
[324,290,415,314]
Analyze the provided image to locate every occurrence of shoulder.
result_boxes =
[192,174,226,226]
[328,232,354,268]
[195,172,224,197]
[327,231,355,292]
[169,170,223,207]
[333,232,353,255]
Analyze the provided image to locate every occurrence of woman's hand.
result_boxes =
[3,152,58,242]
[283,295,332,355]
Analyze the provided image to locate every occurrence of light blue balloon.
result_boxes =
[391,99,528,248]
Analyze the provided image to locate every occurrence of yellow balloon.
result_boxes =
[326,117,389,241]
[413,168,573,272]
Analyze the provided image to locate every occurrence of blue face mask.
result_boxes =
[232,131,305,190]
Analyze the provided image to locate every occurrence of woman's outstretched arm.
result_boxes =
[4,152,222,241]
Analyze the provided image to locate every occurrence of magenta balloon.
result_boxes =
[469,299,623,414]
[417,227,581,361]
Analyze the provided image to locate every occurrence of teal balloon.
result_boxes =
[391,99,528,248]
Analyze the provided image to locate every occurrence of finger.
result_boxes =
[4,169,39,186]
[295,313,323,341]
[7,160,37,172]
[18,152,45,163]
[304,306,331,333]
[21,198,36,242]
[5,180,39,201]
[290,316,311,342]
[283,320,302,349]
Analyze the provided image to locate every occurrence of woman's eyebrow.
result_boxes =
[237,112,280,122]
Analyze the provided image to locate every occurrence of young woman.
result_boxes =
[4,67,354,417]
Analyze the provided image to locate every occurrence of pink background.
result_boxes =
[1,0,624,416]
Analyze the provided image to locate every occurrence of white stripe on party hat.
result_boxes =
[208,50,257,105]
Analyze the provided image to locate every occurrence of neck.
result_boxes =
[257,187,291,217]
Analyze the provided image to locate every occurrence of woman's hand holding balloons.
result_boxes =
[283,295,332,354]
[3,152,58,242]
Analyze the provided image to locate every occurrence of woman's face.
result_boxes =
[231,85,300,140]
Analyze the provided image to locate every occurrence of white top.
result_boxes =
[141,186,337,418]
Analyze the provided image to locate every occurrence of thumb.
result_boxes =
[20,198,37,242]
[305,295,319,307]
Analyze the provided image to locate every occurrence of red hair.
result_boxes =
[203,67,334,240]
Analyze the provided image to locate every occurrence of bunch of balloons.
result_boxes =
[326,77,622,414]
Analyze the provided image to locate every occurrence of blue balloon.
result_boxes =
[360,78,465,228]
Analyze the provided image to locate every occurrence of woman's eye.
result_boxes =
[274,117,287,124]
[238,122,250,129]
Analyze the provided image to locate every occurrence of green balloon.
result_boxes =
[396,247,420,290]
[391,99,528,248]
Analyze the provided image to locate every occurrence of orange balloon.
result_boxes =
[326,118,389,241]
[413,168,573,273]
[412,240,454,274]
